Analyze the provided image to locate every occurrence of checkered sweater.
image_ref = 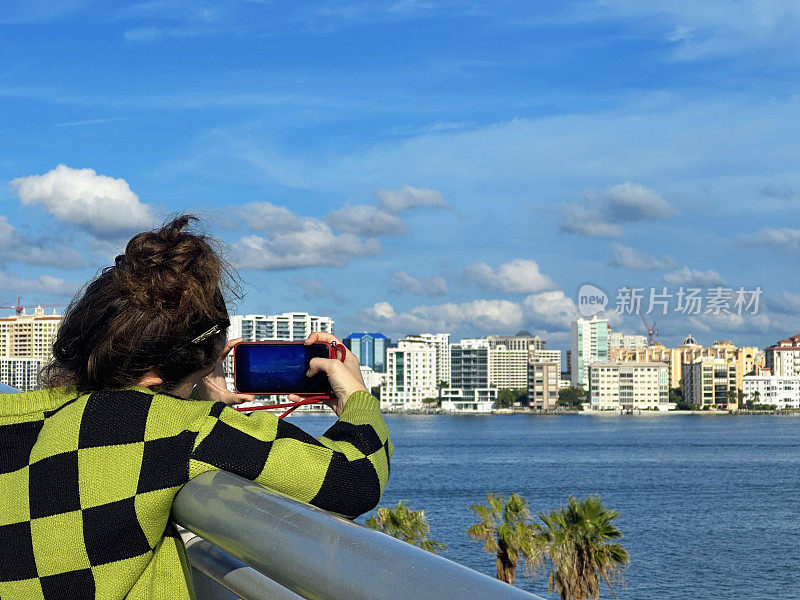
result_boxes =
[0,386,392,599]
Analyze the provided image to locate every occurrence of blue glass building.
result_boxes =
[343,333,390,372]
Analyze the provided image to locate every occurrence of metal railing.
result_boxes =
[173,470,543,600]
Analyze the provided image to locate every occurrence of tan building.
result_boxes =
[683,356,738,409]
[609,335,759,391]
[0,306,62,361]
[527,359,559,410]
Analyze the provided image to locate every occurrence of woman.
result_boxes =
[0,216,391,600]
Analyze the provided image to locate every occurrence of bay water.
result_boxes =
[290,413,800,599]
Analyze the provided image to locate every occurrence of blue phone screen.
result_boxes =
[234,343,331,394]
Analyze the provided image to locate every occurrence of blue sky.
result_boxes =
[2,1,800,352]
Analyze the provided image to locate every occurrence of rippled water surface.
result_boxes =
[290,413,800,599]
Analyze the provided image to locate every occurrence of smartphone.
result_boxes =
[233,341,335,395]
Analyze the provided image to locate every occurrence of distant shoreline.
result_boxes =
[376,409,800,417]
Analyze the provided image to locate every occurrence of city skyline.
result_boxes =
[2,2,800,349]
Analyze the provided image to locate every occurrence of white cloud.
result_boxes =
[9,164,152,238]
[765,292,800,315]
[608,243,677,271]
[359,299,523,333]
[561,182,676,238]
[0,215,86,268]
[740,227,800,254]
[389,270,448,296]
[464,259,555,294]
[238,202,303,232]
[0,270,79,296]
[376,184,449,212]
[663,267,726,287]
[598,182,677,221]
[522,290,580,331]
[560,205,623,237]
[326,204,407,236]
[232,220,380,270]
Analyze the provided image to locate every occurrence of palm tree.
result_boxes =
[365,501,446,554]
[467,493,543,584]
[536,495,629,600]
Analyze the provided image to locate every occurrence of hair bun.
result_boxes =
[115,215,222,321]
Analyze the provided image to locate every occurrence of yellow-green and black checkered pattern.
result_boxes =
[0,387,391,599]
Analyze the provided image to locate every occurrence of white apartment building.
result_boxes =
[228,312,334,342]
[399,333,450,386]
[683,356,737,409]
[588,362,671,411]
[742,375,800,409]
[0,306,62,361]
[380,340,438,410]
[0,358,44,392]
[571,316,609,390]
[488,344,529,390]
[765,334,800,377]
[608,332,648,351]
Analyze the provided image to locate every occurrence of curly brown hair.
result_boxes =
[41,215,235,393]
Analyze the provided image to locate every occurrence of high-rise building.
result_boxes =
[570,316,609,389]
[588,362,671,411]
[441,339,495,408]
[0,306,62,361]
[683,356,737,409]
[449,339,490,390]
[764,334,800,377]
[228,312,333,342]
[485,331,546,352]
[343,333,390,372]
[0,358,44,392]
[527,360,559,410]
[380,339,437,410]
[398,333,450,386]
[0,306,62,391]
[488,344,528,390]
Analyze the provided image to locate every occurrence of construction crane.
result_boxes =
[619,286,661,346]
[0,297,66,317]
[640,311,660,346]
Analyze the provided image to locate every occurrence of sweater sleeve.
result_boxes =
[188,390,392,518]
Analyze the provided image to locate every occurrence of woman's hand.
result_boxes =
[287,332,367,417]
[196,338,255,406]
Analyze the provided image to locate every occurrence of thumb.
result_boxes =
[306,356,341,378]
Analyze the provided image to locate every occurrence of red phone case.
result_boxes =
[232,340,345,395]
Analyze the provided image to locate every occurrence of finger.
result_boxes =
[287,394,302,402]
[305,331,343,347]
[218,338,243,361]
[306,356,342,378]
